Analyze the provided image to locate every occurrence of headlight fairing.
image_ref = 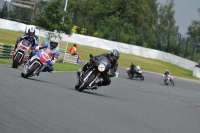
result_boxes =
[98,63,106,72]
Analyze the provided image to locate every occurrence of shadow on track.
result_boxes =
[68,87,124,101]
[25,77,57,84]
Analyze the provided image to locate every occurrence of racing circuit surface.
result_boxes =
[0,64,200,133]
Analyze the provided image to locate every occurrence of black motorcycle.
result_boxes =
[126,66,144,81]
[75,55,111,92]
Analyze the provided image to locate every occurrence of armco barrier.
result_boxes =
[0,43,14,59]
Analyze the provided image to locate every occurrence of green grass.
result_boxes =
[0,28,199,81]
[0,58,82,71]
[54,62,82,71]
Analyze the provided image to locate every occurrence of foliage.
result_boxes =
[1,1,8,18]
[9,6,31,23]
[33,0,72,34]
[156,0,179,52]
[187,8,200,53]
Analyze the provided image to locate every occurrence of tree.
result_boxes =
[1,1,8,18]
[33,0,72,34]
[35,0,48,14]
[156,0,179,52]
[187,8,200,38]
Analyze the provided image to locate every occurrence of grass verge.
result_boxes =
[0,59,82,71]
[0,28,199,80]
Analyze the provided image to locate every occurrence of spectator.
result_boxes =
[69,44,82,64]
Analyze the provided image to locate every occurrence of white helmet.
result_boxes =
[28,27,35,37]
[49,36,60,50]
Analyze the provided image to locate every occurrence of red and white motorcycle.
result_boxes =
[21,49,52,78]
[162,74,174,86]
[12,40,32,68]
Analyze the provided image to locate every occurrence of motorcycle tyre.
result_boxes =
[78,74,96,92]
[12,54,22,68]
[170,79,174,86]
[128,73,133,79]
[140,76,144,81]
[24,63,40,78]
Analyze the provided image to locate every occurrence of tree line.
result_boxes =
[0,0,200,62]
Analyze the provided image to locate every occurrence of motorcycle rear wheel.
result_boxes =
[128,73,133,79]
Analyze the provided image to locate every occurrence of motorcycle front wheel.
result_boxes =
[77,74,96,92]
[12,54,23,68]
[24,63,40,78]
[170,79,174,86]
[140,75,144,81]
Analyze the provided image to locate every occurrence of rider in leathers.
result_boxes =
[25,36,60,76]
[77,49,120,89]
[14,27,38,58]
[129,62,136,75]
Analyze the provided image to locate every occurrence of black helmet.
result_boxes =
[132,62,134,66]
[110,49,120,61]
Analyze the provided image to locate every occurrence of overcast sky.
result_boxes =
[158,0,200,35]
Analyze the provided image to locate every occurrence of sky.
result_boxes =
[0,0,199,35]
[158,0,200,35]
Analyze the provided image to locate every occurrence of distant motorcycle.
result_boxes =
[12,40,32,68]
[162,74,174,86]
[21,49,52,78]
[75,55,111,92]
[126,66,144,81]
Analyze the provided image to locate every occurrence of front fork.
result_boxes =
[23,59,44,75]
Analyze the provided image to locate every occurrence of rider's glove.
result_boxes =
[34,46,40,52]
[51,59,56,64]
[46,60,51,65]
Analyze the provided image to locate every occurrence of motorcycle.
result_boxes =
[21,49,52,78]
[126,66,144,81]
[12,40,32,68]
[162,74,174,86]
[75,55,111,92]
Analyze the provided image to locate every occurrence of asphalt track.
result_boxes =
[0,64,200,133]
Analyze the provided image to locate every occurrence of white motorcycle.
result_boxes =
[21,49,52,78]
[162,74,174,86]
[12,40,32,68]
[126,66,144,81]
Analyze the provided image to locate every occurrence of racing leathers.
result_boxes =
[29,41,60,73]
[130,63,136,75]
[15,33,38,51]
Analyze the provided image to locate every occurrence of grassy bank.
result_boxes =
[0,28,199,80]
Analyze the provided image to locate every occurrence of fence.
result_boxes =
[0,43,78,64]
[0,43,14,59]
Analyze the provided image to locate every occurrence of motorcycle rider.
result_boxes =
[14,27,39,59]
[26,36,60,75]
[77,49,120,89]
[163,70,170,81]
[129,62,136,75]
